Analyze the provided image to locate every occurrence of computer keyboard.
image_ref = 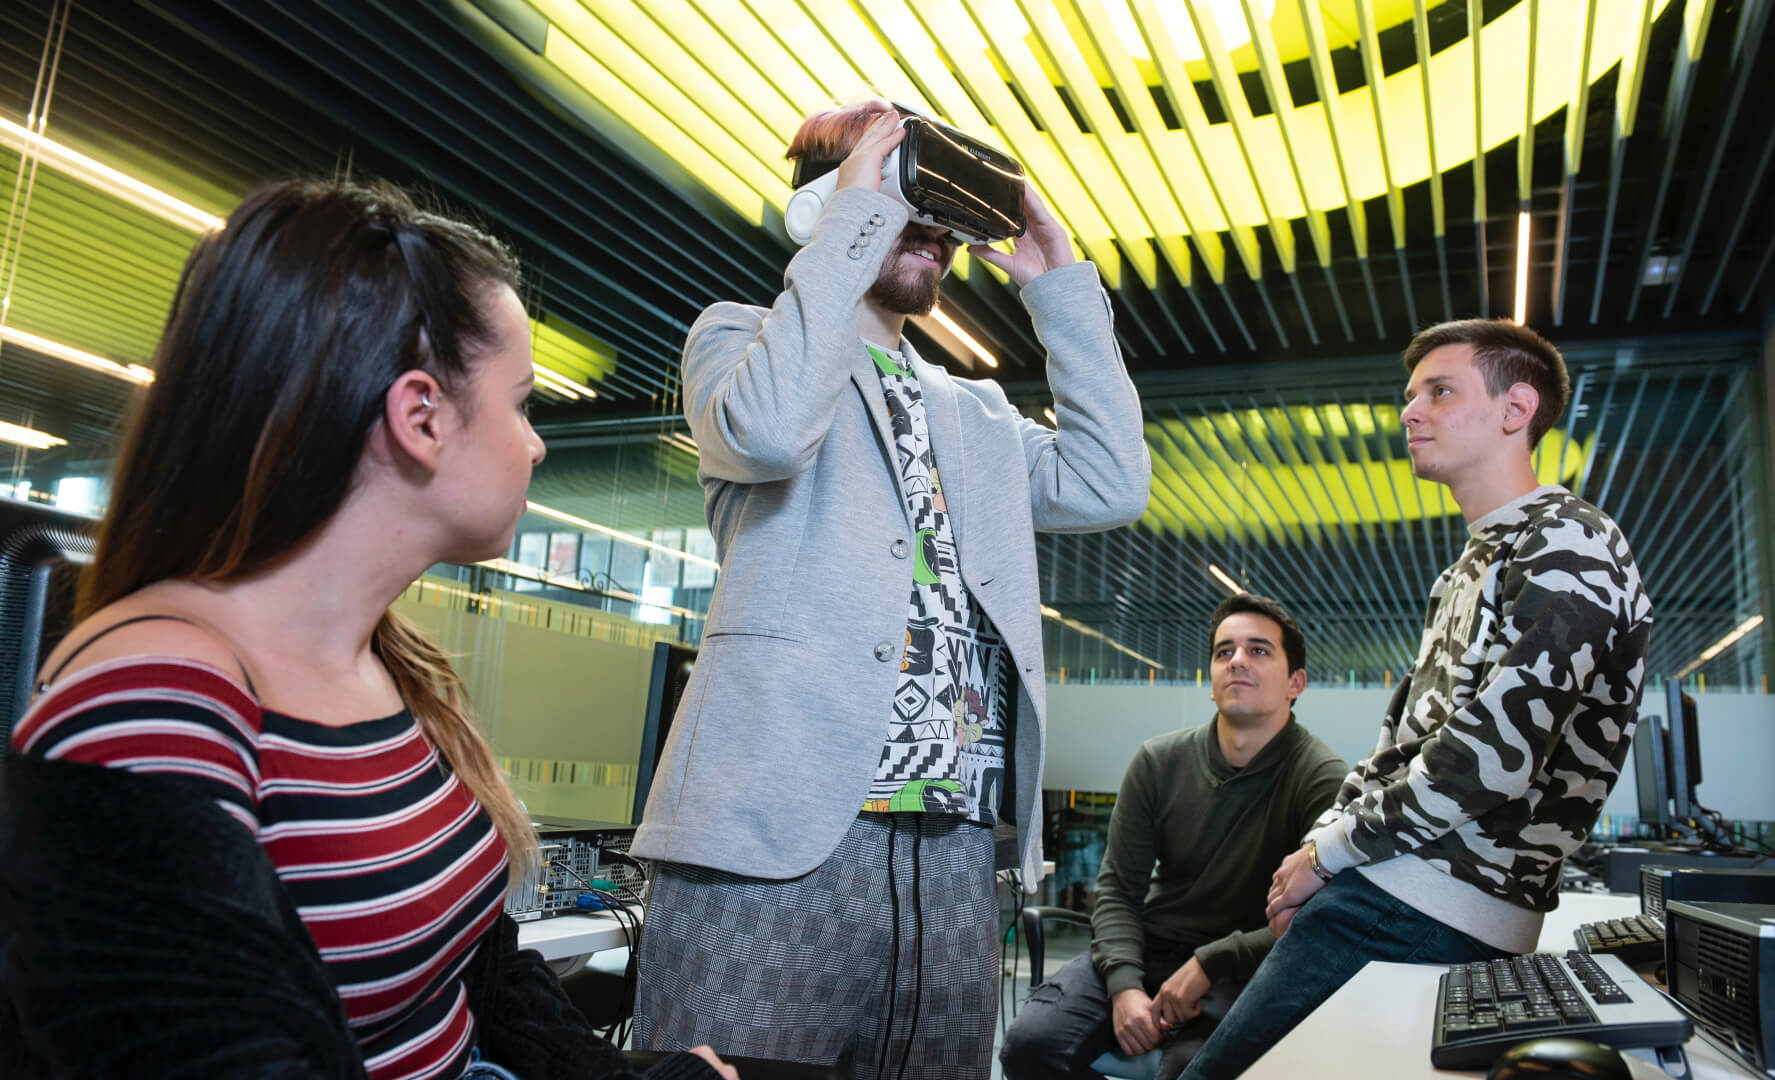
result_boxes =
[1574,912,1665,966]
[1430,951,1693,1070]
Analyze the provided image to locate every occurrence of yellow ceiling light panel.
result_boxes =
[790,1,932,111]
[745,0,870,103]
[540,15,767,225]
[1242,0,1332,264]
[1562,0,1600,177]
[1614,0,1658,140]
[1409,0,1447,236]
[540,1,789,207]
[1072,0,1228,282]
[0,115,224,233]
[861,0,1119,281]
[1296,0,1368,255]
[964,0,1164,288]
[1129,0,1265,279]
[1352,0,1407,244]
[1136,415,1589,540]
[692,0,840,110]
[1683,0,1718,61]
[1011,0,1196,284]
[1185,0,1299,272]
[587,0,800,178]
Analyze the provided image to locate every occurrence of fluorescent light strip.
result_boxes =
[1208,563,1244,594]
[1043,407,1057,425]
[533,363,594,399]
[1040,603,1164,669]
[0,115,223,233]
[0,419,66,450]
[476,556,707,620]
[1513,210,1531,324]
[1674,614,1764,680]
[930,307,998,368]
[525,500,720,572]
[0,326,154,384]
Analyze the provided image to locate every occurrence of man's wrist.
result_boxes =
[1305,839,1335,882]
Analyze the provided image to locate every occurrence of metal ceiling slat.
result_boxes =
[1256,395,1398,649]
[1070,0,1228,284]
[1252,276,1291,349]
[1393,246,1419,331]
[1517,0,1539,208]
[1294,0,1368,263]
[1605,371,1701,536]
[1587,0,1658,324]
[860,0,1124,283]
[1350,0,1405,249]
[1182,0,1294,273]
[1658,0,1771,317]
[1590,368,1652,511]
[959,0,1162,288]
[1320,264,1355,342]
[1469,0,1490,316]
[1007,0,1194,289]
[1357,255,1386,337]
[1698,119,1775,314]
[1240,0,1330,270]
[1337,388,1430,604]
[1570,358,1622,500]
[1624,15,1709,321]
[1287,273,1320,348]
[1551,174,1575,325]
[1182,283,1228,352]
[685,0,832,111]
[1733,228,1775,314]
[1620,369,1738,556]
[1409,0,1445,239]
[1214,281,1259,351]
[1128,0,1263,280]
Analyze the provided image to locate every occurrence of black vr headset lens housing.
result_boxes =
[784,115,1027,247]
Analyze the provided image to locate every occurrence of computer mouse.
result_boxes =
[1486,1038,1632,1080]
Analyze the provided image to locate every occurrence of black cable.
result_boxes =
[895,822,925,1080]
[875,817,901,1080]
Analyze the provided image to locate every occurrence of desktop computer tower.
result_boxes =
[1665,900,1775,1076]
[505,818,641,922]
[1642,866,1775,920]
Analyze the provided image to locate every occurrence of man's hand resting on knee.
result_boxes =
[1149,955,1210,1029]
[1111,987,1167,1056]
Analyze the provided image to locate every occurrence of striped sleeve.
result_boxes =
[12,657,264,835]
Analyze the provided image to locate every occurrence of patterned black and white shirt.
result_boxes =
[862,343,1011,824]
[1308,485,1652,935]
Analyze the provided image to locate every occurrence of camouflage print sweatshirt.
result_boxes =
[1306,485,1652,953]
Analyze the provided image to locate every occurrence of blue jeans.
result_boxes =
[1177,870,1509,1080]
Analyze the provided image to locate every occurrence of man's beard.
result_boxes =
[866,238,951,315]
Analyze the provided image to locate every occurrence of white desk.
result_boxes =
[515,904,643,963]
[1243,890,1760,1080]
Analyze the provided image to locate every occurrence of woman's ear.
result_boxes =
[384,370,446,470]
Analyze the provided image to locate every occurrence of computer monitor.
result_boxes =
[1632,712,1671,839]
[632,641,697,825]
[0,498,97,745]
[1663,677,1701,824]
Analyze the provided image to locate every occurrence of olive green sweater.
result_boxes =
[1090,717,1347,996]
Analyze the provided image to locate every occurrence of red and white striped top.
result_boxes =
[13,656,509,1080]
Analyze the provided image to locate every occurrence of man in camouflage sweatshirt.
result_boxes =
[1179,318,1652,1080]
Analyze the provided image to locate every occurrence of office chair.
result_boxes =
[1019,907,1162,1080]
[0,502,95,747]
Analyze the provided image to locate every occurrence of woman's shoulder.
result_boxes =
[38,586,253,694]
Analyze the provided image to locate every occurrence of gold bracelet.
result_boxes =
[1306,839,1335,882]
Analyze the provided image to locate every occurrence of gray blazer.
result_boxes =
[631,187,1150,884]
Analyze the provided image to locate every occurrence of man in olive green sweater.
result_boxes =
[1001,594,1346,1080]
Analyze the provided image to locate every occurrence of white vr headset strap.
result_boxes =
[785,148,908,247]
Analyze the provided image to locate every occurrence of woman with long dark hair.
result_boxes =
[0,179,734,1080]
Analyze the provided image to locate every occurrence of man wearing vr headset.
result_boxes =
[631,100,1150,1077]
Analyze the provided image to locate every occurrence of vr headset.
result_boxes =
[785,112,1027,247]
